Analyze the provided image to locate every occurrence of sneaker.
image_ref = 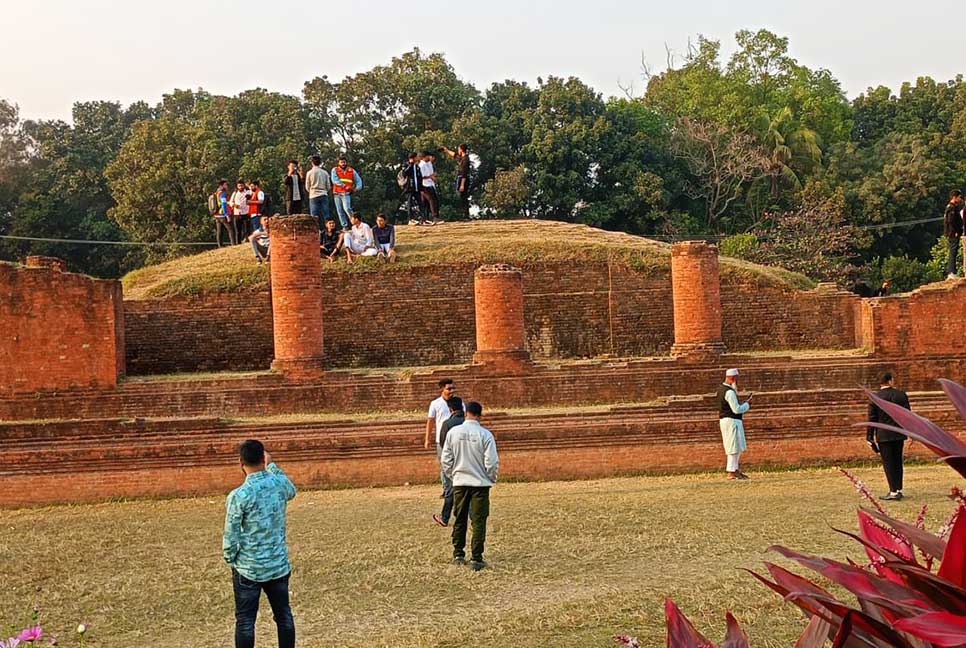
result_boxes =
[408,219,419,226]
[433,513,448,527]
[736,471,750,480]
[432,219,443,226]
[880,491,903,501]
[469,560,486,571]
[949,274,959,280]
[453,556,466,566]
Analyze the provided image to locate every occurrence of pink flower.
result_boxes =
[17,627,42,642]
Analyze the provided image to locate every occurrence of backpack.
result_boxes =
[207,192,218,216]
[396,166,408,189]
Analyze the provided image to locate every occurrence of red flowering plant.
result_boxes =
[617,378,966,647]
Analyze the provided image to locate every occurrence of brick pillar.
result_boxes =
[25,256,67,272]
[268,215,324,380]
[473,264,532,372]
[670,241,726,358]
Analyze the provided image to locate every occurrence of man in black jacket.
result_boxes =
[400,152,423,225]
[867,372,912,500]
[433,395,464,528]
[283,160,306,215]
[944,189,964,278]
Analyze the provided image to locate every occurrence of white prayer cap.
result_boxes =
[725,368,740,377]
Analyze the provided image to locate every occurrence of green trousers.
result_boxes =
[452,486,490,562]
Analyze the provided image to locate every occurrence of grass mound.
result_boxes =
[122,220,813,300]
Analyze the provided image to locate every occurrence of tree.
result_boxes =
[670,118,767,229]
[753,106,822,200]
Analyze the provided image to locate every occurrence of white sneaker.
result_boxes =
[949,273,959,280]
[408,219,419,226]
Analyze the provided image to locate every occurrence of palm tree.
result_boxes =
[755,106,822,198]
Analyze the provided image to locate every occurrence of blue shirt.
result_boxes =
[222,463,296,582]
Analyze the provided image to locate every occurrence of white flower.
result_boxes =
[76,625,87,635]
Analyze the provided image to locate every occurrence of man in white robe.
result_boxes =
[718,368,752,480]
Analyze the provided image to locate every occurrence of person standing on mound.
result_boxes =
[718,368,752,480]
[223,439,297,648]
[442,400,499,571]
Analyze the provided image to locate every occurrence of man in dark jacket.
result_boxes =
[400,152,423,225]
[867,372,912,501]
[944,190,964,278]
[433,395,464,528]
[283,160,306,215]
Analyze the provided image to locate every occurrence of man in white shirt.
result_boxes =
[343,212,378,263]
[230,180,250,242]
[425,379,457,526]
[418,150,440,224]
[441,400,499,570]
[718,368,752,480]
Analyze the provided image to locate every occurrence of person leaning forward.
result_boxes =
[223,439,297,648]
[867,372,911,501]
[718,368,752,480]
[441,400,499,571]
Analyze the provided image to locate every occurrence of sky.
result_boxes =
[2,0,963,122]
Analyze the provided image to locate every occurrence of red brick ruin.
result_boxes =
[670,241,726,358]
[3,238,966,506]
[473,264,532,372]
[268,215,325,380]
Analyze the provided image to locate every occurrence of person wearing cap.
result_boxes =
[717,368,753,480]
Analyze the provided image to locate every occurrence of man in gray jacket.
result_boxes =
[441,400,499,571]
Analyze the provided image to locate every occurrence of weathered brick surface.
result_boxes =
[268,216,325,379]
[3,390,960,506]
[0,261,123,394]
[671,242,725,357]
[861,280,966,357]
[124,260,868,374]
[473,264,532,371]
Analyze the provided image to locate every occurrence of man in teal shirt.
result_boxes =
[223,439,297,648]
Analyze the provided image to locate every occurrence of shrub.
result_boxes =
[620,378,966,647]
[719,233,760,260]
[880,255,941,292]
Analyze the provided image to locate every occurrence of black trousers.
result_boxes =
[452,486,490,562]
[285,199,302,215]
[879,439,905,492]
[948,237,961,276]
[232,569,295,648]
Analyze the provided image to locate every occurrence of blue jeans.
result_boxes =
[231,569,295,648]
[437,444,454,524]
[333,193,352,228]
[309,195,330,220]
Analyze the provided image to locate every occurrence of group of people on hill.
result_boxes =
[208,146,473,266]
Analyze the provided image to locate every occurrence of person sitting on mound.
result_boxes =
[343,212,378,263]
[320,216,343,263]
[372,212,397,262]
[249,215,273,264]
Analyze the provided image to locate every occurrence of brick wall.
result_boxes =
[124,261,864,375]
[861,280,966,357]
[0,261,123,393]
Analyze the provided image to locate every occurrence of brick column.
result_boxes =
[670,241,726,358]
[268,215,324,380]
[473,264,532,372]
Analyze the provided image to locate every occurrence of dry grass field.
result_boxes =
[2,464,957,648]
[121,220,813,299]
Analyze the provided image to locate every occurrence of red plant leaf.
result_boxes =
[720,612,749,648]
[883,562,966,616]
[794,615,832,648]
[894,611,966,646]
[744,567,837,623]
[939,379,966,422]
[938,511,966,588]
[664,599,715,648]
[817,606,916,648]
[865,389,966,479]
[857,509,915,562]
[864,507,948,561]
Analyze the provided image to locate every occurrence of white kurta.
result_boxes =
[719,385,750,455]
